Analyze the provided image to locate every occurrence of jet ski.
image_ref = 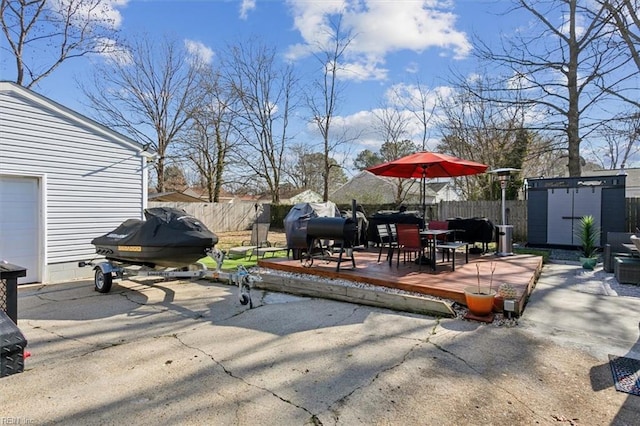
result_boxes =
[91,207,218,268]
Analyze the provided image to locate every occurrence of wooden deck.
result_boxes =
[257,247,543,316]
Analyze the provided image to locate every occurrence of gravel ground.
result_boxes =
[253,245,640,327]
[220,230,640,311]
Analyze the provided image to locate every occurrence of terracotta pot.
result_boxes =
[493,295,504,313]
[464,286,496,316]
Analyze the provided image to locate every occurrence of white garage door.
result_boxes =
[0,176,40,284]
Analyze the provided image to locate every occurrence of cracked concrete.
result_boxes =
[2,263,640,424]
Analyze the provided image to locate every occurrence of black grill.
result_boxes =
[306,217,357,247]
[304,217,357,272]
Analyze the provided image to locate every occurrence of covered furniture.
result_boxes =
[446,217,495,252]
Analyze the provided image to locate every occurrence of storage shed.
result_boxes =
[527,175,626,248]
[0,82,154,284]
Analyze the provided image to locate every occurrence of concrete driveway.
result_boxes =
[2,263,640,425]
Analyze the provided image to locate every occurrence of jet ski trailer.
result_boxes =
[79,248,260,308]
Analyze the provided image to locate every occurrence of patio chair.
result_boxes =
[249,240,289,260]
[427,220,451,242]
[376,223,397,263]
[227,223,270,258]
[395,223,426,271]
[603,232,637,272]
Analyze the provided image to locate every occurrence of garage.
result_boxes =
[0,175,41,283]
[0,82,153,284]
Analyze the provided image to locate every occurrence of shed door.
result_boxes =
[0,176,40,284]
[547,188,574,245]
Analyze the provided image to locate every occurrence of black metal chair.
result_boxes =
[376,223,397,263]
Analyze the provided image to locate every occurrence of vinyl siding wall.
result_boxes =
[0,88,146,278]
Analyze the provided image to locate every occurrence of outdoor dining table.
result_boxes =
[420,229,454,271]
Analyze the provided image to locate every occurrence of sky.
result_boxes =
[0,0,570,178]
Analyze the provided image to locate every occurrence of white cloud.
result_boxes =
[240,0,256,20]
[384,82,452,112]
[339,58,388,81]
[184,39,214,65]
[405,62,419,74]
[285,0,470,81]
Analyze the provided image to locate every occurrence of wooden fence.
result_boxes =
[436,200,528,241]
[151,198,640,241]
[626,198,640,232]
[148,201,260,233]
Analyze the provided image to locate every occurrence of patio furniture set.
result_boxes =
[604,231,640,284]
[377,221,470,272]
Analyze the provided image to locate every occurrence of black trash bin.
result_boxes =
[0,262,26,324]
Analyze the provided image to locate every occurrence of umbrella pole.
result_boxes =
[421,166,427,226]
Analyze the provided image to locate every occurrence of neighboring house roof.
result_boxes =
[149,191,205,202]
[426,181,448,194]
[330,170,437,205]
[0,81,155,159]
[287,189,323,204]
[181,187,250,203]
[256,188,323,204]
[582,168,640,198]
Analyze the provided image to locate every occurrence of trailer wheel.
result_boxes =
[94,269,113,293]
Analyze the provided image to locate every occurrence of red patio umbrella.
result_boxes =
[366,151,488,219]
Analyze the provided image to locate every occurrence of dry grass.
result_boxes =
[215,229,287,251]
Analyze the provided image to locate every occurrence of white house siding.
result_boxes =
[0,83,149,283]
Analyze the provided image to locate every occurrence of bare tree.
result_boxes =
[80,35,203,192]
[437,77,537,200]
[372,105,420,204]
[180,68,237,202]
[473,0,638,177]
[223,39,298,204]
[1,0,120,88]
[391,79,438,151]
[587,111,640,169]
[307,16,357,201]
[286,145,347,195]
[600,0,640,75]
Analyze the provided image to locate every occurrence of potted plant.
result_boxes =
[576,215,599,270]
[464,263,497,316]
